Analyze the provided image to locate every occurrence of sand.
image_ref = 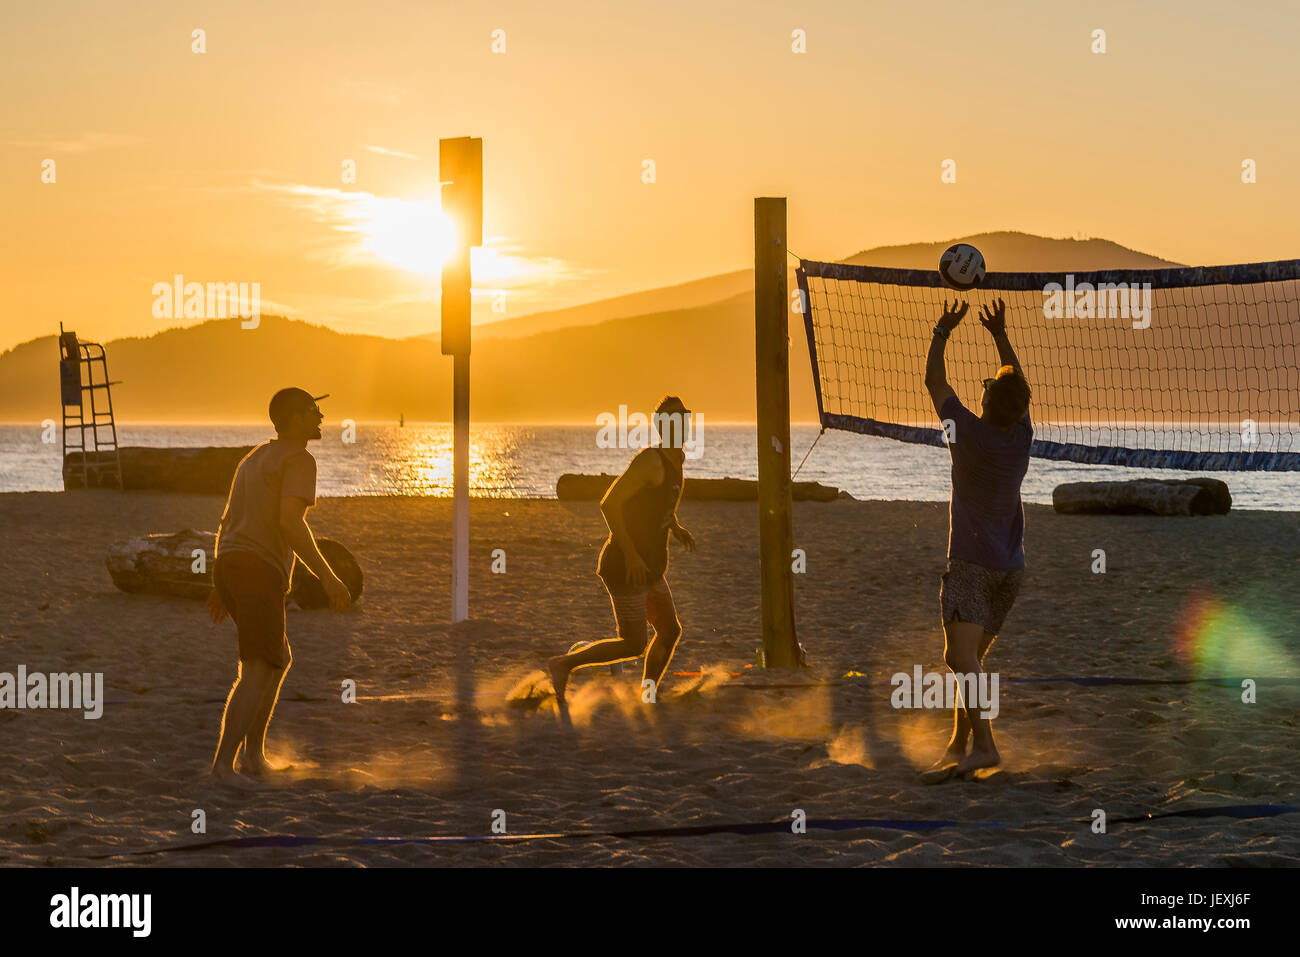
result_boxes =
[0,491,1297,867]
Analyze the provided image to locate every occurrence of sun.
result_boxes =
[340,190,536,285]
[354,195,458,277]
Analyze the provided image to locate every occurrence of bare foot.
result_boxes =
[546,657,574,726]
[920,745,966,784]
[208,765,261,787]
[546,657,570,703]
[238,754,293,777]
[955,745,1000,776]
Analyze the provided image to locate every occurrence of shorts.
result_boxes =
[940,558,1023,634]
[603,576,680,653]
[214,551,291,669]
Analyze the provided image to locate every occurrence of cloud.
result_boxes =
[363,145,417,159]
[250,297,300,317]
[250,180,591,287]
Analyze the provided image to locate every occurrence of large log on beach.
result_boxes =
[1052,478,1231,516]
[64,446,254,493]
[290,539,365,608]
[556,473,845,502]
[106,528,218,599]
[107,530,364,607]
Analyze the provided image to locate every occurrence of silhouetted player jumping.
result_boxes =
[923,298,1032,781]
[548,396,696,713]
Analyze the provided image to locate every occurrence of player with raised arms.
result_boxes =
[922,292,1032,782]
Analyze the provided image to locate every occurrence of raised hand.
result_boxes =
[938,300,969,331]
[978,298,1007,337]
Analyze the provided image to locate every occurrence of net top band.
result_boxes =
[798,258,1300,291]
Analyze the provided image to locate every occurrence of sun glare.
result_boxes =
[353,195,457,276]
[347,193,533,285]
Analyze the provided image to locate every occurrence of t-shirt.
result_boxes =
[215,440,318,590]
[941,395,1031,571]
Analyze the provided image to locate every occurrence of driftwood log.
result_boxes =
[107,529,363,607]
[557,473,846,502]
[1052,478,1231,516]
[289,539,365,608]
[106,528,218,599]
[65,446,254,493]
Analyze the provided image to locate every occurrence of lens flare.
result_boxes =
[1174,591,1295,678]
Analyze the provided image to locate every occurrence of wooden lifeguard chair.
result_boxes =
[59,324,124,489]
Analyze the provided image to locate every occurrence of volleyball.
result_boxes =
[938,243,986,290]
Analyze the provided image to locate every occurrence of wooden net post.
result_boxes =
[754,197,800,667]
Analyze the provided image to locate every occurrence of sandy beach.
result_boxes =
[0,491,1296,867]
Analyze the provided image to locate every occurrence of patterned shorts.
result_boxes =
[604,577,679,652]
[940,558,1023,634]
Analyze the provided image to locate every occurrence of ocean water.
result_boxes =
[1,423,1296,510]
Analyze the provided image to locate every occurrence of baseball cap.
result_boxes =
[269,387,329,430]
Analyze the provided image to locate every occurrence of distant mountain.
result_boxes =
[0,232,1195,424]
[418,231,1182,347]
[843,231,1181,271]
[426,269,754,343]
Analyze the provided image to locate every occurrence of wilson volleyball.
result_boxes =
[938,243,987,290]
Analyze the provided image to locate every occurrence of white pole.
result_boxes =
[439,135,480,625]
[452,351,469,622]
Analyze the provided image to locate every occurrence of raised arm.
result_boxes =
[978,298,1023,377]
[925,299,968,416]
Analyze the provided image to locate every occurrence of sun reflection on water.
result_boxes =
[370,425,533,497]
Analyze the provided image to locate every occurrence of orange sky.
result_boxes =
[3,0,1298,354]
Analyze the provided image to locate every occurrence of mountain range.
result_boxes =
[0,232,1183,424]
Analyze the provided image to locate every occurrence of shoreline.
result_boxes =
[5,490,1300,515]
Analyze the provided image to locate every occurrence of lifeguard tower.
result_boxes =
[59,324,124,489]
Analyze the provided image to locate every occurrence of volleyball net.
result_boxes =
[796,258,1300,470]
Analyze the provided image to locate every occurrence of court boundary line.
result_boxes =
[82,803,1299,859]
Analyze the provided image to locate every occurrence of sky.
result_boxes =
[3,0,1299,354]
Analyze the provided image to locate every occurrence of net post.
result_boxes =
[754,197,800,667]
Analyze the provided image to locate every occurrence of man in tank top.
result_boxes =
[548,396,696,715]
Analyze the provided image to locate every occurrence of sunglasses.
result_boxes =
[981,378,996,390]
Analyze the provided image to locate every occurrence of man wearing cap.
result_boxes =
[207,387,351,782]
[547,395,696,717]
